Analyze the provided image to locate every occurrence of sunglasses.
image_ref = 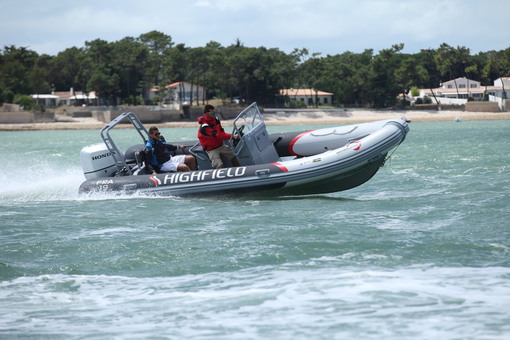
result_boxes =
[154,132,161,136]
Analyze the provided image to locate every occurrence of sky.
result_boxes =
[1,0,509,56]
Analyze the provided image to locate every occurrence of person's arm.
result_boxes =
[216,130,232,140]
[160,136,185,153]
[214,124,232,140]
[165,143,179,152]
[200,124,229,139]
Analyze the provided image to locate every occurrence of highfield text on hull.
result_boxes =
[78,103,409,196]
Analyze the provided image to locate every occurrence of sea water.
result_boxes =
[0,120,509,339]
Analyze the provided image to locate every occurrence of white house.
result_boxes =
[414,77,485,105]
[487,77,510,99]
[55,90,97,106]
[436,77,484,100]
[31,94,59,107]
[279,88,333,106]
[163,81,206,105]
[410,76,509,109]
[486,77,510,110]
[31,88,97,107]
[493,77,510,87]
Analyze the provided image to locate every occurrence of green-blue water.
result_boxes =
[1,120,509,339]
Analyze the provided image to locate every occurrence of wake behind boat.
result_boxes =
[78,103,409,196]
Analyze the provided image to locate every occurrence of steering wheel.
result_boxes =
[233,125,245,148]
[237,124,245,137]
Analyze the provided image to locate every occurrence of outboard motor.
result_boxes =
[80,143,118,179]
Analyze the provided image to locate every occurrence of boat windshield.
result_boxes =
[232,102,264,135]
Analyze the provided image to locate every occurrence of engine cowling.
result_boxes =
[80,143,117,179]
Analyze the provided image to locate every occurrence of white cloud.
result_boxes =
[1,0,509,55]
[194,1,212,8]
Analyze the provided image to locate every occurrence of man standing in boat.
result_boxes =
[198,105,241,168]
[145,126,196,174]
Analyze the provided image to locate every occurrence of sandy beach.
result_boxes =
[1,109,509,131]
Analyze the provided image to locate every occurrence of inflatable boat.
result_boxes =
[78,103,409,196]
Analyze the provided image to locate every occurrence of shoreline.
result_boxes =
[1,109,509,131]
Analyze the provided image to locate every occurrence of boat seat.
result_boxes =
[130,150,150,175]
[134,150,146,166]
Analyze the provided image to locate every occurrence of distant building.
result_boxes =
[419,77,484,102]
[411,76,510,108]
[279,88,333,106]
[486,77,510,110]
[163,81,206,105]
[31,88,97,107]
[439,77,483,99]
[487,77,510,99]
[31,94,59,107]
[493,77,510,87]
[53,88,97,106]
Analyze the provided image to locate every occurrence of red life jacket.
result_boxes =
[197,114,231,151]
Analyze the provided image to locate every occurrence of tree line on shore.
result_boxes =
[1,30,509,109]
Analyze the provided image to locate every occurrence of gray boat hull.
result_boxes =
[78,104,409,197]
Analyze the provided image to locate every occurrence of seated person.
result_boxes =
[144,126,196,174]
